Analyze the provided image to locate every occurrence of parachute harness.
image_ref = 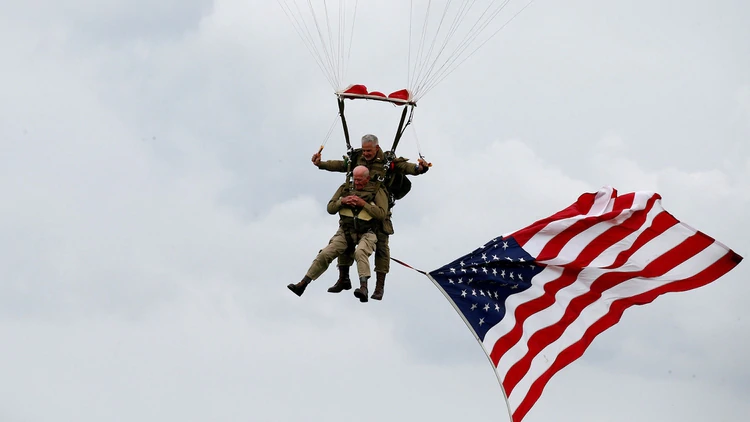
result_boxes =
[336,97,356,191]
[336,94,417,205]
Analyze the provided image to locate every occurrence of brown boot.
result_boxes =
[287,276,311,297]
[371,272,386,300]
[327,266,352,293]
[353,276,369,303]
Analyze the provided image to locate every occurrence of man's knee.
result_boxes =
[337,253,354,266]
[314,250,335,266]
[318,240,347,261]
[354,247,371,261]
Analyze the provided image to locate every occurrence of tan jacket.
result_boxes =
[327,181,388,223]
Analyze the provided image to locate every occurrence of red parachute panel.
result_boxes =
[388,89,410,102]
[338,84,414,105]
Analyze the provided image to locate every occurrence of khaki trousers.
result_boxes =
[306,228,378,280]
[337,229,389,273]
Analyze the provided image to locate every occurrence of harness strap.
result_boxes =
[337,97,355,190]
[337,97,352,150]
[390,104,415,154]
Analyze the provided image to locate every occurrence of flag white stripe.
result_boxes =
[500,188,618,238]
[520,188,619,257]
[482,203,663,353]
[540,192,654,266]
[593,187,617,214]
[481,266,563,354]
[538,208,630,265]
[507,239,729,409]
[493,218,696,381]
[587,202,662,268]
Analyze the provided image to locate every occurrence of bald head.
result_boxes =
[352,165,370,190]
[353,165,369,178]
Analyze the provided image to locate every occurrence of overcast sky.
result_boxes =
[1,1,748,421]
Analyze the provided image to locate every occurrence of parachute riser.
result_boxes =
[336,97,352,151]
[335,95,416,196]
[390,104,415,154]
[337,96,356,190]
[383,103,414,209]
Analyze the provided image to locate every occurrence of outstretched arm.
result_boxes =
[393,156,430,176]
[312,152,348,172]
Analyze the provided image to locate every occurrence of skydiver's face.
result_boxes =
[361,142,378,161]
[353,173,369,190]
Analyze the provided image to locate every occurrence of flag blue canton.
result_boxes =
[429,236,545,341]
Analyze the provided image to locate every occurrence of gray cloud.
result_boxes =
[1,1,748,421]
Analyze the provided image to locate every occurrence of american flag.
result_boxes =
[427,186,743,422]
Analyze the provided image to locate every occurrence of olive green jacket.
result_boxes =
[317,148,426,182]
[327,181,388,222]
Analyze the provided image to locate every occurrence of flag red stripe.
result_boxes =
[510,248,742,422]
[501,231,715,395]
[512,191,602,246]
[490,203,670,367]
[564,194,659,267]
[489,267,581,363]
[604,211,680,269]
[534,194,638,262]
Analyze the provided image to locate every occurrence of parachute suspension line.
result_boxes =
[280,0,339,89]
[421,0,534,97]
[409,0,485,100]
[306,0,340,88]
[412,0,513,100]
[277,0,338,90]
[418,0,533,96]
[408,0,471,91]
[321,0,338,86]
[345,0,359,81]
[317,112,340,154]
[410,0,458,98]
[276,1,359,91]
[410,122,424,158]
[321,0,344,87]
[408,119,432,168]
[412,0,477,98]
[338,0,345,86]
[407,1,414,89]
[410,0,434,96]
[339,0,358,88]
[425,0,476,74]
[407,0,534,102]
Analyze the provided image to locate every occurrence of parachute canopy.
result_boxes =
[277,0,534,105]
[338,85,413,106]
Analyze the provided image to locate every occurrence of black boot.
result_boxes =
[327,266,352,293]
[371,272,386,300]
[287,276,312,297]
[353,276,369,303]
